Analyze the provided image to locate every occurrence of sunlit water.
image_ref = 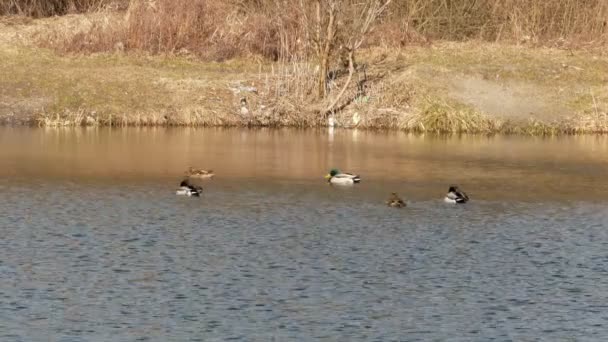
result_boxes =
[1,127,608,341]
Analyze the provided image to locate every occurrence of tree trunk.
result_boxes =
[318,54,328,98]
[315,0,336,99]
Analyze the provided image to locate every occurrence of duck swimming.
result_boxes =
[325,168,361,185]
[444,185,469,204]
[386,192,406,208]
[176,179,203,197]
[185,167,214,179]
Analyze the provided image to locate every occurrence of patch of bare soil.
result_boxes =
[449,75,572,121]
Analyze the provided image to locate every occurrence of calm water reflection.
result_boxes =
[1,127,607,341]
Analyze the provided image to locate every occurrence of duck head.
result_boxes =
[324,168,340,179]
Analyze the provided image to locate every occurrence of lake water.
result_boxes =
[1,127,607,341]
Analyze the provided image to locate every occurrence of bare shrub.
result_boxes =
[11,0,608,52]
[387,0,608,46]
[54,0,305,61]
[42,0,608,60]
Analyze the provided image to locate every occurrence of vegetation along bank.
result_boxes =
[1,0,607,134]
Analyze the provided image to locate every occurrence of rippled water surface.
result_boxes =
[1,127,608,341]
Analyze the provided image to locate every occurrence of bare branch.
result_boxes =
[325,49,355,113]
[322,0,392,111]
[315,0,322,54]
[353,0,392,50]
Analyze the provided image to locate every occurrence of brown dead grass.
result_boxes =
[46,0,303,61]
[0,0,124,17]
[382,0,608,48]
[23,0,607,62]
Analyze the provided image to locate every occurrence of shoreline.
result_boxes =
[1,17,607,135]
[1,118,607,136]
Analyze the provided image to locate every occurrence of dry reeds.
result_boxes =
[398,98,496,133]
[0,0,121,17]
[29,101,608,135]
[54,0,304,61]
[386,0,608,46]
[9,0,608,55]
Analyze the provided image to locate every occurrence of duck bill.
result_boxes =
[324,174,331,179]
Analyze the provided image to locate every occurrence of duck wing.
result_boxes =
[185,186,201,197]
[176,186,193,196]
[456,190,469,202]
[446,191,459,200]
[447,190,468,203]
[338,173,361,182]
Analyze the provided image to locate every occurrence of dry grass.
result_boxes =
[0,45,260,126]
[0,0,124,17]
[400,99,497,133]
[27,104,608,135]
[26,0,608,61]
[49,0,304,61]
[384,0,608,47]
[566,110,608,134]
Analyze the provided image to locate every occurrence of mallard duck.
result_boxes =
[176,179,203,197]
[386,192,406,208]
[325,168,361,185]
[444,185,469,204]
[185,167,214,179]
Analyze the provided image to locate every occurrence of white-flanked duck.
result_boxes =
[325,168,361,185]
[176,179,203,197]
[444,185,469,204]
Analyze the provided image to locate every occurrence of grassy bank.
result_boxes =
[0,44,261,126]
[1,15,607,134]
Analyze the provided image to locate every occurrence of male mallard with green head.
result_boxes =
[444,185,469,204]
[386,192,406,208]
[185,167,214,179]
[324,168,361,185]
[176,179,203,197]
